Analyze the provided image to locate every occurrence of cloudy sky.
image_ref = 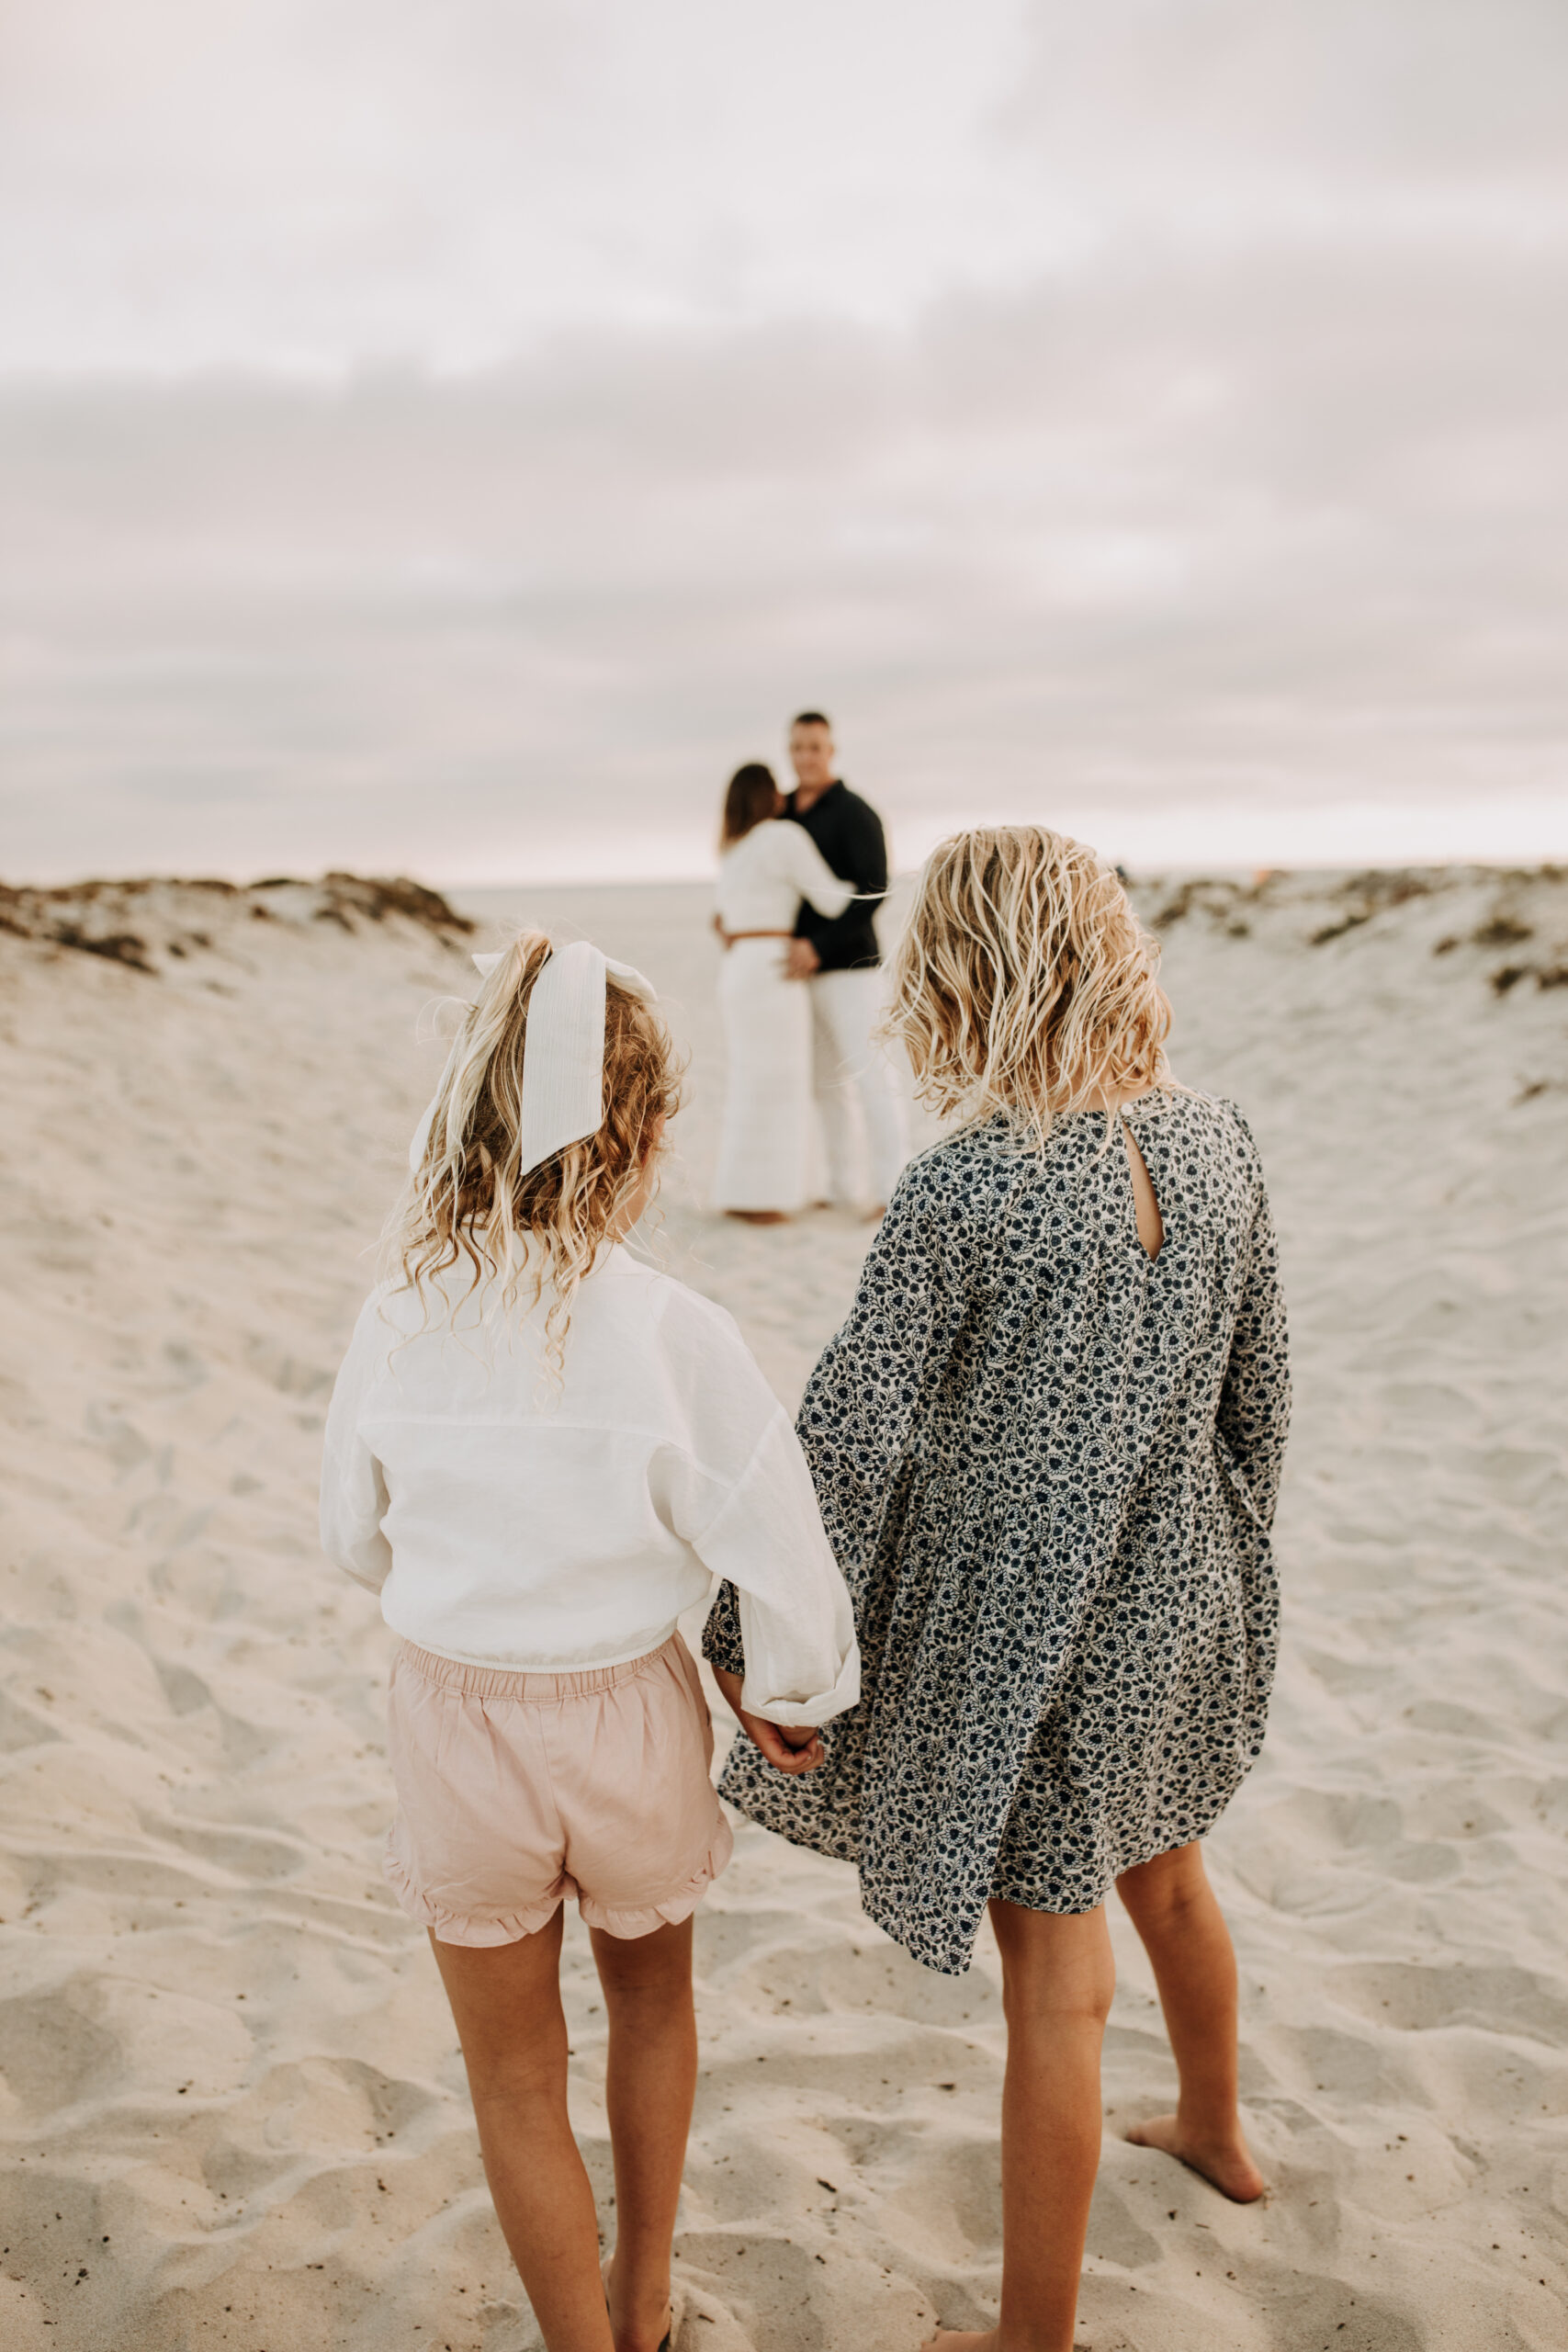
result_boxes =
[3,0,1566,882]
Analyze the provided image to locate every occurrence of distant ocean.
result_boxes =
[8,795,1564,893]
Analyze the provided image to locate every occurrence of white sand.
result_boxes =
[1,864,1565,2351]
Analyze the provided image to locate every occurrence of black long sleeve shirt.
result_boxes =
[784,781,887,971]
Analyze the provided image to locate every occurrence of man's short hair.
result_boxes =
[791,709,831,731]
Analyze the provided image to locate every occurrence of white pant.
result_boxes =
[713,939,814,1212]
[808,967,908,1207]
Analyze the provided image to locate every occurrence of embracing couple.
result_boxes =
[711,710,907,1223]
[321,825,1289,2352]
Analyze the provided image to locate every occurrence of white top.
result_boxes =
[319,1246,860,1727]
[716,819,853,933]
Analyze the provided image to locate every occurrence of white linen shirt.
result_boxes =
[716,819,852,933]
[320,1246,859,1726]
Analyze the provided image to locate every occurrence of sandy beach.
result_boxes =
[1,862,1565,2352]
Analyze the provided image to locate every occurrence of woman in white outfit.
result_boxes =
[713,765,854,1223]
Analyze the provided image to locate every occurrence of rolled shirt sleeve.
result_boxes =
[649,1294,860,1725]
[692,1416,859,1724]
[320,1296,395,1594]
[703,1161,973,1696]
[649,1416,859,1724]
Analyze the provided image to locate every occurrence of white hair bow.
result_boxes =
[409,939,658,1177]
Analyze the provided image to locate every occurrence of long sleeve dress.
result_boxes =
[713,820,854,1212]
[704,1091,1290,1974]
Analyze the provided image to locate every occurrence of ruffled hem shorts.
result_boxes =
[385,1632,734,1946]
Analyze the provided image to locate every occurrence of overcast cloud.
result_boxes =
[3,1,1565,880]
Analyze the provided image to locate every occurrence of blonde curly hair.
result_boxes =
[885,827,1174,1144]
[386,933,681,1371]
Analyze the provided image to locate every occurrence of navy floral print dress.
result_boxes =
[704,1091,1291,1976]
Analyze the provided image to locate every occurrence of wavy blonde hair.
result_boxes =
[885,827,1174,1144]
[386,933,681,1372]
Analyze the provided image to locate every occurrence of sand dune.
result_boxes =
[1,863,1564,2350]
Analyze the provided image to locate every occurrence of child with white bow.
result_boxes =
[321,933,859,2352]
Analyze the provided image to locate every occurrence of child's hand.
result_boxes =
[750,1714,824,1773]
[711,1668,825,1775]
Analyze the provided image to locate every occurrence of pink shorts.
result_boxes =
[384,1633,733,1946]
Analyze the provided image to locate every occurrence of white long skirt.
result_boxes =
[712,939,813,1212]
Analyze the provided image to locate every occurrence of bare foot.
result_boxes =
[724,1209,789,1226]
[1125,2113,1265,2202]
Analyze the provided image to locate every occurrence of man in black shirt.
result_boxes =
[783,712,908,1214]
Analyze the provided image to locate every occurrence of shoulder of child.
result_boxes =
[327,1280,406,1403]
[637,1269,783,1427]
[1193,1094,1269,1192]
[846,1137,1011,1295]
[630,1261,749,1351]
[895,1121,1029,1217]
[352,1277,404,1339]
[1210,1093,1261,1148]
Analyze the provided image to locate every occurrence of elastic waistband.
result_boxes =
[396,1633,683,1705]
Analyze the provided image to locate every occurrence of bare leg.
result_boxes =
[591,1918,698,2352]
[931,1900,1115,2352]
[1115,1841,1264,2201]
[430,1913,615,2352]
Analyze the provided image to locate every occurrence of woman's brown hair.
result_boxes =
[720,763,782,846]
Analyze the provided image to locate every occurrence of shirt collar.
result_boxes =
[789,778,845,813]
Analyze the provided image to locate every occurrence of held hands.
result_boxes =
[711,1667,825,1775]
[783,938,820,981]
